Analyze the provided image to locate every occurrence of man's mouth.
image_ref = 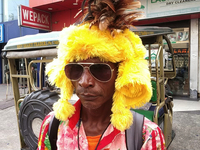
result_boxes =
[79,93,98,100]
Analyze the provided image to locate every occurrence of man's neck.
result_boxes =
[81,99,112,136]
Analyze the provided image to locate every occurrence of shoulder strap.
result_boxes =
[125,111,144,150]
[48,115,60,150]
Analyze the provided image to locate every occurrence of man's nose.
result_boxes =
[78,68,95,88]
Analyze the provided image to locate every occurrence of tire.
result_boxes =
[19,90,59,150]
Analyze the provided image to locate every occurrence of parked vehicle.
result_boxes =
[2,26,176,149]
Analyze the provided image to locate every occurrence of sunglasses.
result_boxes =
[64,63,115,82]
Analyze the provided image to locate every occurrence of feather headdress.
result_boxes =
[78,0,143,31]
[46,0,152,131]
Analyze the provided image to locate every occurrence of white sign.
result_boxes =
[139,0,200,19]
[18,5,51,31]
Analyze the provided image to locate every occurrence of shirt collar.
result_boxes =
[68,99,81,129]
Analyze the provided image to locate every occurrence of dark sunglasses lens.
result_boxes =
[90,64,111,81]
[65,64,83,80]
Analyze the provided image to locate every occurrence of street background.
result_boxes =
[0,84,200,150]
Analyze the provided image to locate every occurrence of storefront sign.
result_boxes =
[0,24,4,43]
[139,0,200,19]
[173,48,189,54]
[18,5,51,31]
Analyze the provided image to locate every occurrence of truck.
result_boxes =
[2,26,176,150]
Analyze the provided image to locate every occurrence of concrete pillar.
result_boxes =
[190,19,198,99]
[198,19,200,98]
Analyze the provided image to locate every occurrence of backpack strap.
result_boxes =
[125,111,144,150]
[48,115,60,150]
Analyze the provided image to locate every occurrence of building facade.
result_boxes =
[0,0,47,84]
[28,0,200,99]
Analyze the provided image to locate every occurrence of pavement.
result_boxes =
[0,84,200,150]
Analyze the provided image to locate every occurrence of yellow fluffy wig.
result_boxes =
[46,23,152,131]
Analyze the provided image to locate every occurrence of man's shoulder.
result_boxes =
[142,117,164,139]
[141,118,166,149]
[143,117,160,130]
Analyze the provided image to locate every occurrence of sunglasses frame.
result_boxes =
[64,62,115,82]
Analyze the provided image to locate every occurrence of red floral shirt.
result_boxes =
[38,100,166,150]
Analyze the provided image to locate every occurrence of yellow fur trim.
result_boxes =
[53,98,75,120]
[46,24,152,131]
[111,91,133,130]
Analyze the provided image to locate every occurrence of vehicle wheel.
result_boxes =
[19,90,59,150]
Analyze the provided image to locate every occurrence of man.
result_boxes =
[37,0,165,149]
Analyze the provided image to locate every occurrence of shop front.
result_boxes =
[150,25,190,97]
[167,27,190,96]
[133,0,200,99]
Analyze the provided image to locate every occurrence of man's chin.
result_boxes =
[82,101,100,110]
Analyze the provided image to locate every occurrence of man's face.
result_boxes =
[71,58,118,110]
